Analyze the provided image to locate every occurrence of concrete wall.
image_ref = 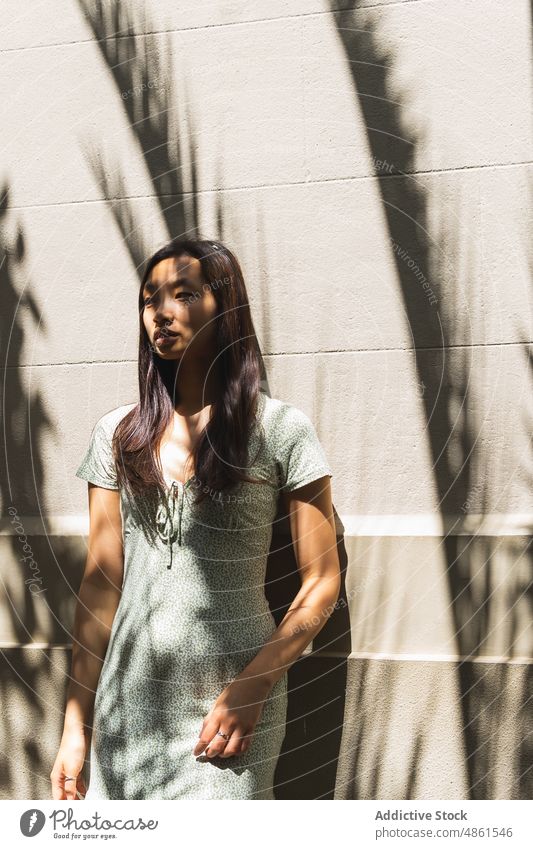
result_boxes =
[0,0,531,799]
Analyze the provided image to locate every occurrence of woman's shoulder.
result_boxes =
[257,393,332,490]
[93,402,137,434]
[258,392,316,432]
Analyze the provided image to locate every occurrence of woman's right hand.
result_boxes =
[50,727,89,800]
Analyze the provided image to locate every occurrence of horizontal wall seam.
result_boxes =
[5,160,532,213]
[2,339,532,370]
[1,643,531,664]
[2,514,531,536]
[313,651,533,664]
[0,1,480,58]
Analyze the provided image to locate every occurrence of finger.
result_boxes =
[205,725,236,758]
[50,771,67,801]
[193,731,212,756]
[193,718,219,756]
[63,773,80,801]
[238,731,252,755]
[76,776,88,799]
[219,730,245,759]
[205,734,226,758]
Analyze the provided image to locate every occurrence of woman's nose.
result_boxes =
[153,297,174,321]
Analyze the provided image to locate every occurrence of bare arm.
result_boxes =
[234,475,341,692]
[51,483,124,798]
[192,475,340,759]
[63,483,124,737]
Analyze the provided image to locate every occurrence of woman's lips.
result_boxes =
[155,333,179,346]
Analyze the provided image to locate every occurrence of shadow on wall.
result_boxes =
[0,181,61,799]
[330,2,532,799]
[268,505,350,800]
[78,0,200,268]
[0,185,93,799]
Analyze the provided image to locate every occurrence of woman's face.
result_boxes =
[142,254,219,361]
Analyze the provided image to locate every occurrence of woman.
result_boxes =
[51,237,340,800]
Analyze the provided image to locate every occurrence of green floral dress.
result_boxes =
[75,391,332,800]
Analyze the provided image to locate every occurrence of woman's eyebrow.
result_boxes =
[143,276,195,292]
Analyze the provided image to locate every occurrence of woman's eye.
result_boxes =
[142,292,193,306]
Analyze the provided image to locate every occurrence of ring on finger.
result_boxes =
[206,729,231,754]
[216,729,231,741]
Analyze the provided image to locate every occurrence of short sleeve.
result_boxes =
[277,406,333,492]
[75,414,119,490]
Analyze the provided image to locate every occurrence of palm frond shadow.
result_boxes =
[330,3,533,799]
[0,180,64,798]
[78,0,200,270]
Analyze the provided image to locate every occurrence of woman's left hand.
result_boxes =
[193,676,272,759]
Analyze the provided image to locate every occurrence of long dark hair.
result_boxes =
[113,236,267,505]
